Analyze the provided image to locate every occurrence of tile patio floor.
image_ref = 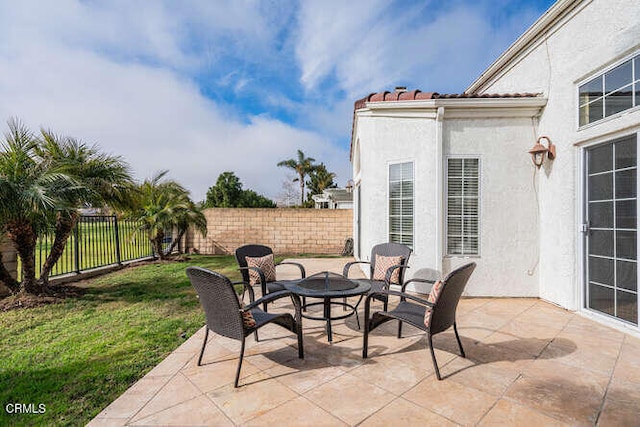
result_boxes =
[90,258,640,426]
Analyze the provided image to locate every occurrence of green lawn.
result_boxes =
[0,255,242,426]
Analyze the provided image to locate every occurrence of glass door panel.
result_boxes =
[585,135,638,325]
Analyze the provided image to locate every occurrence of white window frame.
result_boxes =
[577,50,640,129]
[445,156,481,257]
[388,161,414,249]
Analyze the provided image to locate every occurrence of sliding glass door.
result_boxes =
[584,135,638,325]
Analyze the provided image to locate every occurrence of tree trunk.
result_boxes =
[299,172,305,205]
[39,211,79,287]
[153,230,165,261]
[164,228,185,256]
[0,250,20,294]
[7,221,44,294]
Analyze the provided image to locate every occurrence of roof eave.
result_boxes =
[466,0,582,94]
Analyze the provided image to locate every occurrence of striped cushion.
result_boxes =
[246,254,276,285]
[424,280,443,327]
[372,255,403,283]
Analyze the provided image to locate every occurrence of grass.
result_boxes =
[0,255,242,427]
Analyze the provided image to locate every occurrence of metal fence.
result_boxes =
[18,215,171,280]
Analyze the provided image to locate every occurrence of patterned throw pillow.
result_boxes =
[238,300,257,328]
[372,255,403,283]
[424,280,444,327]
[246,254,277,285]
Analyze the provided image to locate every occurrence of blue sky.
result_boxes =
[0,0,556,202]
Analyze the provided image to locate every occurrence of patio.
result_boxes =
[90,257,640,426]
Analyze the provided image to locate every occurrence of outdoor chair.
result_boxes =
[343,242,412,312]
[235,244,306,312]
[362,262,476,380]
[186,266,304,388]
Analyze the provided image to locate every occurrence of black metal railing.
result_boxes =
[18,215,171,280]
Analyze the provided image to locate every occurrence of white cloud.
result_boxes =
[294,0,546,96]
[0,0,350,202]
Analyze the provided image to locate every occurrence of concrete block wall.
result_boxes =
[1,240,17,295]
[186,208,353,255]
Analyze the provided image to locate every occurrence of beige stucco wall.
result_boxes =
[475,0,640,310]
[186,208,353,255]
[353,108,541,297]
[443,117,539,297]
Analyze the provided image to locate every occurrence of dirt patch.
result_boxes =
[0,285,86,312]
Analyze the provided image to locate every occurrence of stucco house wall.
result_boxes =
[352,0,640,330]
[469,0,640,310]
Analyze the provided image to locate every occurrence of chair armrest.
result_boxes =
[401,277,436,293]
[238,266,266,285]
[243,290,301,312]
[368,289,433,308]
[232,280,255,303]
[343,261,370,278]
[276,261,306,278]
[384,264,410,287]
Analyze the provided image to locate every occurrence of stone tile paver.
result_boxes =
[89,257,640,426]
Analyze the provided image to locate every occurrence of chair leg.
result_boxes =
[197,327,209,366]
[383,299,388,312]
[296,319,304,359]
[234,337,246,388]
[428,333,442,380]
[397,321,403,338]
[302,296,307,312]
[362,300,371,358]
[453,322,465,358]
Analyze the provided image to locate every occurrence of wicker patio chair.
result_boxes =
[343,242,412,312]
[235,244,306,312]
[362,262,476,380]
[186,266,304,388]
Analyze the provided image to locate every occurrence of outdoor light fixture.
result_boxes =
[528,136,556,169]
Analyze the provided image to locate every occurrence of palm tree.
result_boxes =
[307,163,337,199]
[277,150,316,206]
[163,199,207,255]
[0,119,75,294]
[36,130,134,286]
[128,171,205,260]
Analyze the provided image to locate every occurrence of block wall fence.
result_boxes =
[1,241,17,295]
[185,208,353,255]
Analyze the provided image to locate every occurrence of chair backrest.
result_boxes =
[235,244,274,284]
[186,267,244,340]
[430,262,476,335]
[370,243,413,284]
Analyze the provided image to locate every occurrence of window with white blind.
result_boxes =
[447,158,480,255]
[389,162,413,248]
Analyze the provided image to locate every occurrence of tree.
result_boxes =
[306,163,337,204]
[204,171,275,208]
[36,130,134,286]
[127,171,206,260]
[277,150,316,206]
[205,171,243,207]
[276,173,298,207]
[0,119,76,294]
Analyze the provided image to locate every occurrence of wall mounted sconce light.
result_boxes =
[528,136,556,169]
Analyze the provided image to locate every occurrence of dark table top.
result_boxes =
[284,271,371,298]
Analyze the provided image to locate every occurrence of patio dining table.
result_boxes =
[283,271,371,342]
